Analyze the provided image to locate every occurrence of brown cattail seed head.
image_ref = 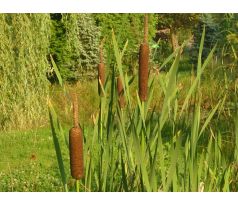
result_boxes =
[98,41,105,96]
[139,42,149,102]
[117,76,126,109]
[98,63,105,95]
[139,13,149,102]
[69,92,84,180]
[69,127,84,180]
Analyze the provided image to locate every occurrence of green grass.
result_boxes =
[0,128,68,191]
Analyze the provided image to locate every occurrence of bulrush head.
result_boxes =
[117,76,126,109]
[98,40,105,96]
[69,92,84,180]
[139,14,149,102]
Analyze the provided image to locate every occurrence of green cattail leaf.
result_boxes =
[157,128,166,189]
[199,100,221,137]
[50,54,63,87]
[117,107,131,168]
[179,45,216,116]
[165,134,181,191]
[197,26,206,75]
[159,49,177,71]
[160,49,180,130]
[85,155,92,191]
[112,30,131,107]
[121,152,129,191]
[145,76,155,117]
[222,166,231,192]
[124,73,132,108]
[158,74,167,95]
[102,145,110,191]
[149,132,159,191]
[48,99,68,192]
[121,40,128,60]
[197,151,205,190]
[234,110,238,161]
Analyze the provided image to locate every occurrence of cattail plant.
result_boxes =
[117,76,126,109]
[139,13,149,102]
[69,92,84,180]
[98,39,105,96]
[48,27,231,192]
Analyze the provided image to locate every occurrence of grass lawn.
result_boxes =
[0,128,69,191]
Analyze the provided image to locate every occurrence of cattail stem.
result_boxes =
[143,14,148,43]
[98,40,105,96]
[99,40,104,64]
[139,13,149,102]
[72,92,79,128]
[76,180,80,192]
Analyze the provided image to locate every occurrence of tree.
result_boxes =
[191,14,238,64]
[157,14,200,52]
[0,14,51,130]
[49,14,100,82]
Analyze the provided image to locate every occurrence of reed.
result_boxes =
[139,14,149,102]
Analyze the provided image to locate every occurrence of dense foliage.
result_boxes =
[49,14,100,82]
[191,14,238,64]
[93,14,157,72]
[0,14,51,130]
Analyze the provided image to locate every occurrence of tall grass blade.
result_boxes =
[50,54,63,87]
[48,99,68,192]
[197,26,205,75]
[180,45,216,116]
[199,100,221,137]
[160,49,180,129]
[165,133,182,191]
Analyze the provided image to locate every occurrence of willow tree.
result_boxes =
[0,14,51,130]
